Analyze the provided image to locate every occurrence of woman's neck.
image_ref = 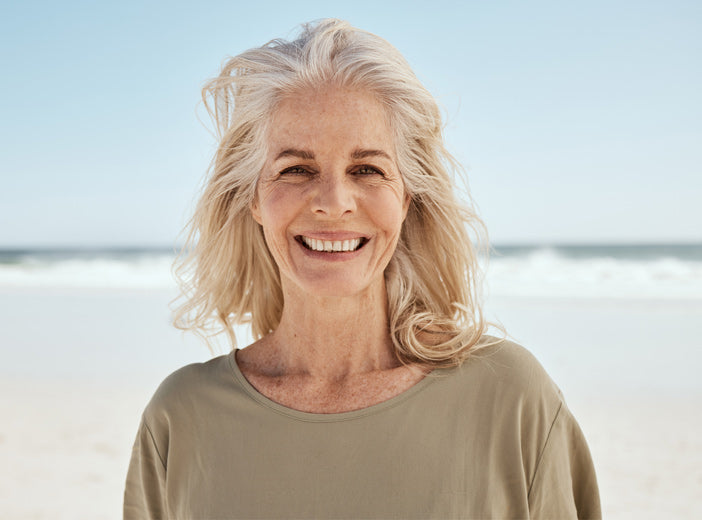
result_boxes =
[244,280,400,381]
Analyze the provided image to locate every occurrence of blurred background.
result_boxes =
[1,0,700,518]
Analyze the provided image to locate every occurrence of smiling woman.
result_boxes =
[124,19,600,519]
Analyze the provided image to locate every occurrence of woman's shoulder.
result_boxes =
[463,334,551,373]
[447,335,565,409]
[459,337,600,518]
[141,352,236,424]
[469,334,542,365]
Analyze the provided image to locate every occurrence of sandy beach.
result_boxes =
[1,284,701,518]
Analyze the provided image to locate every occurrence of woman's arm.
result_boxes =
[123,418,168,520]
[527,402,601,519]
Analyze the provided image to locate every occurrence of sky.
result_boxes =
[1,0,700,247]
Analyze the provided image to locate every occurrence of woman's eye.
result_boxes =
[355,165,383,176]
[280,166,309,175]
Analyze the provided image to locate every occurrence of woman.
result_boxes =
[124,19,600,519]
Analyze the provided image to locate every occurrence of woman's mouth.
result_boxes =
[297,236,367,253]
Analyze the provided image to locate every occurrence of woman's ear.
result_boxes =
[402,192,411,220]
[250,197,262,225]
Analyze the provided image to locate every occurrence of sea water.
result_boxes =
[2,243,701,298]
[486,243,702,300]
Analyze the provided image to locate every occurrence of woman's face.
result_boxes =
[252,86,410,300]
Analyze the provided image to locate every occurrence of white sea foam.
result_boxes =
[485,248,702,300]
[0,254,176,289]
[1,247,701,299]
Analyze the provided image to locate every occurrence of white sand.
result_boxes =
[573,393,702,519]
[1,288,701,518]
[0,380,149,519]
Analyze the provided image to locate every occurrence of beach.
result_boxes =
[1,246,701,518]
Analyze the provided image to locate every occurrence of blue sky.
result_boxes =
[1,0,700,246]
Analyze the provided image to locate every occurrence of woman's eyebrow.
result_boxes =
[274,148,315,161]
[351,148,392,161]
[274,148,392,161]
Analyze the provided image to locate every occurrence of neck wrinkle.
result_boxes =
[268,280,399,380]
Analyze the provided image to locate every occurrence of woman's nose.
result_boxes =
[311,175,357,218]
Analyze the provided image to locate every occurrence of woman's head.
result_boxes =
[175,19,490,366]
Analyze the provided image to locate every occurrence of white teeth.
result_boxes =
[301,236,363,252]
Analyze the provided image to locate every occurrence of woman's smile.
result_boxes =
[297,235,367,253]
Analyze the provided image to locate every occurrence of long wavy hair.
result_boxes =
[173,18,495,368]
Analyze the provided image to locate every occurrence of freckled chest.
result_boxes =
[242,367,426,414]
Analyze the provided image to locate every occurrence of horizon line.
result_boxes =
[1,240,701,253]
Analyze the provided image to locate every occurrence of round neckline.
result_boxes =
[227,349,442,423]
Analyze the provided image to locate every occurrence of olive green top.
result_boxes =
[124,340,600,519]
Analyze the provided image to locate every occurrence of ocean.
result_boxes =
[2,243,701,300]
[487,243,702,300]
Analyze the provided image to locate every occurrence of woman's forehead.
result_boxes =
[266,86,395,156]
[273,85,387,120]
